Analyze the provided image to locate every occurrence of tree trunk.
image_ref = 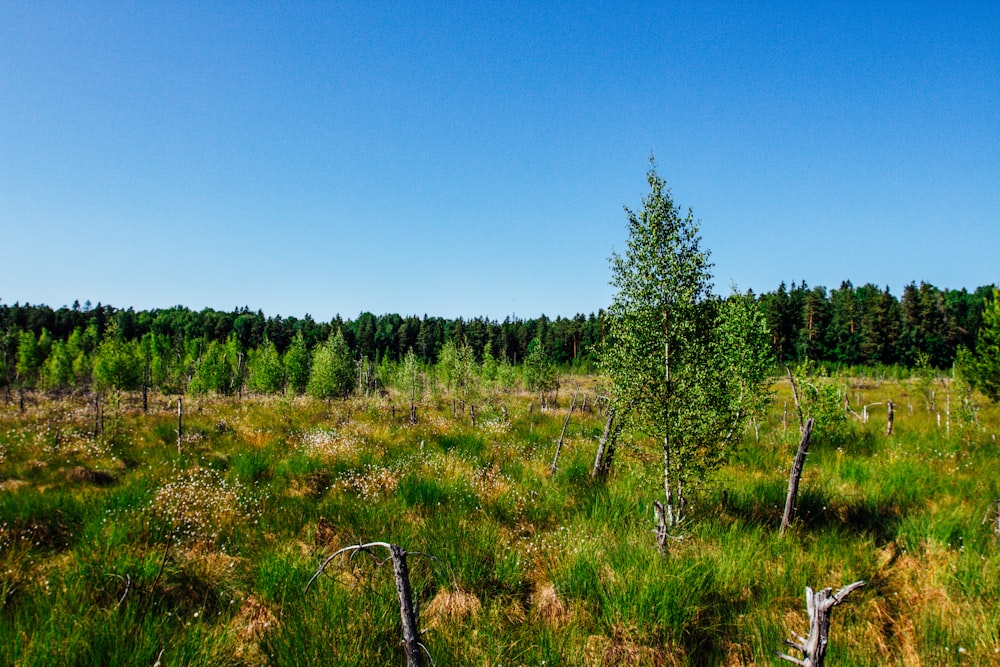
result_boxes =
[662,306,676,531]
[886,400,894,436]
[389,544,425,667]
[776,581,865,667]
[780,418,815,535]
[550,391,578,473]
[653,501,668,553]
[592,407,617,478]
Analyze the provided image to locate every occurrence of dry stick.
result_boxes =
[307,542,428,667]
[550,390,579,473]
[780,418,815,535]
[592,407,617,478]
[137,531,174,628]
[786,365,804,432]
[982,499,1000,536]
[176,398,183,453]
[776,581,866,667]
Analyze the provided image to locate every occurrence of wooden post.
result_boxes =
[176,398,183,453]
[780,418,815,535]
[946,394,951,437]
[776,581,865,667]
[886,400,894,436]
[94,392,101,438]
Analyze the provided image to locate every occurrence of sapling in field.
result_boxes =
[600,160,770,549]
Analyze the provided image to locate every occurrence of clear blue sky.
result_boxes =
[2,2,997,320]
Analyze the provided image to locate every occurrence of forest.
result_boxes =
[0,279,994,400]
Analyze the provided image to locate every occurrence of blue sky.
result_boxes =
[2,2,997,320]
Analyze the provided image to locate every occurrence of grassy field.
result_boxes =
[1,373,998,666]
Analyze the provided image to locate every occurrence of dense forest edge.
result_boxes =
[0,279,996,400]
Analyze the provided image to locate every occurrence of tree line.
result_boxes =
[761,280,994,368]
[0,278,995,397]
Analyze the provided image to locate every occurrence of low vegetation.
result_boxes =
[1,367,998,666]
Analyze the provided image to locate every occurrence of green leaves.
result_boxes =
[601,161,771,527]
[307,330,355,400]
[957,288,1000,403]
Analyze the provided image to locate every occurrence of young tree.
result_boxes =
[188,336,241,395]
[307,330,355,400]
[41,340,74,389]
[957,288,1000,402]
[283,332,310,395]
[92,332,143,393]
[247,339,285,394]
[398,348,425,423]
[600,162,770,544]
[523,337,558,406]
[16,330,45,390]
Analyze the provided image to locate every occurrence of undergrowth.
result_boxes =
[1,376,998,665]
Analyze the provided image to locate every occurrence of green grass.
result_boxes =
[1,377,999,665]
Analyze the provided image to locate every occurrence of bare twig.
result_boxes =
[106,573,131,607]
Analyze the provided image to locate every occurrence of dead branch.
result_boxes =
[776,581,865,667]
[307,541,430,667]
[786,365,804,432]
[780,418,815,535]
[550,389,579,473]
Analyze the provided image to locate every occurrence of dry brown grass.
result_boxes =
[530,581,571,627]
[423,588,482,629]
[583,624,678,667]
[229,595,279,666]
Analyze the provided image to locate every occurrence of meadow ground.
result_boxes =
[1,373,998,666]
